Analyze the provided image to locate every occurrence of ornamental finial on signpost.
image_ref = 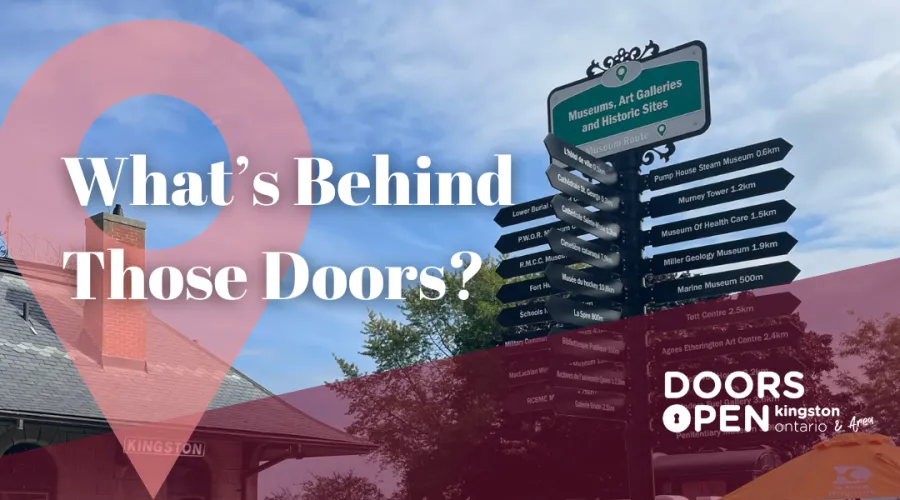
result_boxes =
[585,40,661,77]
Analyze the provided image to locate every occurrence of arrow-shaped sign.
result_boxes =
[543,133,618,185]
[506,356,628,392]
[648,200,796,248]
[645,138,793,191]
[547,165,621,211]
[546,295,623,327]
[496,267,618,304]
[494,194,580,228]
[496,248,574,279]
[650,292,801,331]
[494,220,587,254]
[545,264,623,299]
[647,168,794,218]
[652,261,801,304]
[553,386,629,420]
[504,385,629,422]
[649,232,798,275]
[496,276,560,304]
[550,195,621,241]
[500,321,567,342]
[547,229,621,270]
[651,321,803,363]
[551,327,627,359]
[498,297,603,328]
[498,301,552,328]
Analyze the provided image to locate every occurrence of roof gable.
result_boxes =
[0,259,371,452]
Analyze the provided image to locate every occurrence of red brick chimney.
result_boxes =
[83,208,148,371]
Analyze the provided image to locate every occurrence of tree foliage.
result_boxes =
[263,472,387,500]
[835,313,900,438]
[329,254,848,498]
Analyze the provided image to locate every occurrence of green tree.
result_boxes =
[835,313,900,438]
[330,255,846,498]
[336,255,506,376]
[331,255,626,499]
[299,472,387,500]
[263,472,387,500]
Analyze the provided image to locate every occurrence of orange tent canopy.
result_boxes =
[723,433,900,500]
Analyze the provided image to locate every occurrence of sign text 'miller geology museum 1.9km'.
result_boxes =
[548,41,711,158]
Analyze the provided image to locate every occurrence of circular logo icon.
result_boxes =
[662,404,691,433]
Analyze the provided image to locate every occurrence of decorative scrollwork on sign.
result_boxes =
[0,245,7,258]
[586,40,661,78]
[640,142,676,166]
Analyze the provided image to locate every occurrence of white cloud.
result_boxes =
[208,0,900,159]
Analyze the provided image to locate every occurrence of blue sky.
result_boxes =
[2,0,900,394]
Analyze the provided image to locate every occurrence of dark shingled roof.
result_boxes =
[0,257,373,455]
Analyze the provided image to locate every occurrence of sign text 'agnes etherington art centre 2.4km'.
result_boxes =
[493,40,800,500]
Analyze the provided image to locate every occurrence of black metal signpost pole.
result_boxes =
[617,149,654,500]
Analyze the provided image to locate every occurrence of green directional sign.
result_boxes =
[548,40,710,159]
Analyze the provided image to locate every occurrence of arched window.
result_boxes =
[0,443,57,500]
[166,457,211,500]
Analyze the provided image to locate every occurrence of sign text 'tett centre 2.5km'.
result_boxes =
[547,41,711,159]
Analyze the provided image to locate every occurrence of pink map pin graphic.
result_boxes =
[0,20,310,496]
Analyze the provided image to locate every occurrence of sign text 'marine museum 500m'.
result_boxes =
[548,41,711,158]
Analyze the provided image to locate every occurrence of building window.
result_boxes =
[0,444,56,500]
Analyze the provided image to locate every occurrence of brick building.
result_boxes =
[0,210,374,500]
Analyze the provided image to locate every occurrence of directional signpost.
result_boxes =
[498,301,552,328]
[550,194,622,240]
[547,229,621,269]
[652,261,801,304]
[648,291,801,331]
[645,138,792,191]
[646,168,794,218]
[495,248,573,279]
[492,39,801,500]
[547,166,622,212]
[651,321,803,363]
[497,266,619,304]
[507,355,628,392]
[647,199,796,247]
[505,385,629,422]
[544,133,619,185]
[494,194,581,228]
[649,232,797,275]
[545,264,623,300]
[494,219,587,254]
[546,295,623,327]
